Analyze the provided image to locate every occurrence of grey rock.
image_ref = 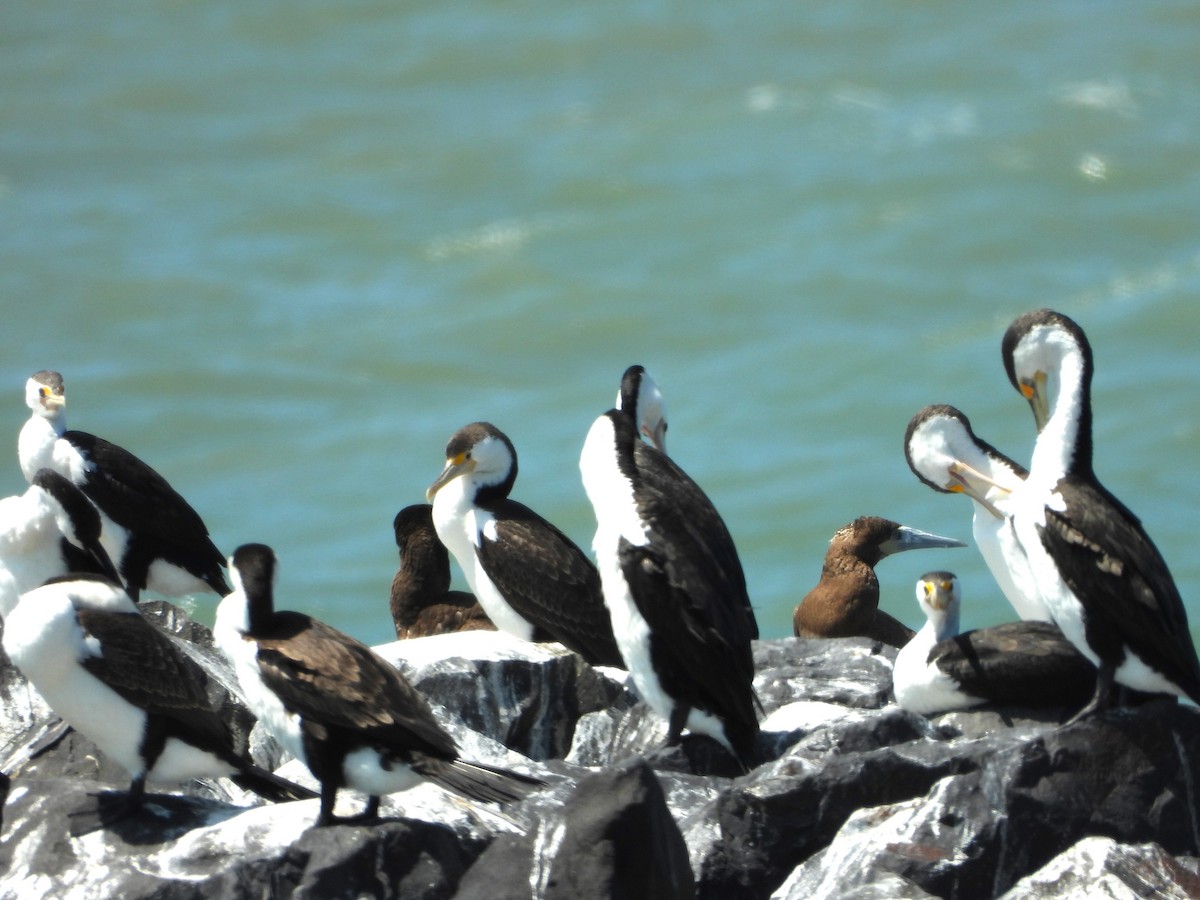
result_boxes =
[1001,836,1200,900]
[754,637,897,714]
[5,622,1200,900]
[457,761,694,900]
[769,700,1200,899]
[377,631,634,761]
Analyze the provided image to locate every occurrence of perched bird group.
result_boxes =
[2,370,546,830]
[3,310,1195,837]
[2,362,764,832]
[898,309,1200,719]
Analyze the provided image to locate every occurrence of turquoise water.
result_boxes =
[3,1,1198,648]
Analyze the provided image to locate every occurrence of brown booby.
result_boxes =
[580,376,760,768]
[892,571,1096,715]
[794,517,964,648]
[2,573,315,828]
[904,405,1051,623]
[17,370,229,602]
[1002,309,1200,720]
[426,422,624,668]
[390,504,494,639]
[214,543,545,827]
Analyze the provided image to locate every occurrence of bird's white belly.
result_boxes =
[148,739,237,783]
[145,557,214,597]
[213,605,308,766]
[431,484,534,640]
[594,528,729,747]
[973,508,1051,623]
[3,593,147,778]
[892,632,984,716]
[341,748,424,796]
[0,533,63,617]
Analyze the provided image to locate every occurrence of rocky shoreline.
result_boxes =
[2,603,1199,899]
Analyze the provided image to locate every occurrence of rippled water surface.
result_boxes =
[3,1,1198,646]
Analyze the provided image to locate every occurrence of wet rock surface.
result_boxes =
[3,613,1199,899]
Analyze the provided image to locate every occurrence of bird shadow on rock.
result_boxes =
[66,786,248,844]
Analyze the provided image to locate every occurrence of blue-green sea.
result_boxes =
[3,1,1198,648]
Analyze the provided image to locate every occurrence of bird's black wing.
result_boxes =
[478,502,624,667]
[75,608,233,752]
[632,443,758,645]
[617,444,760,736]
[252,612,459,759]
[63,430,224,560]
[1038,475,1200,699]
[619,535,759,755]
[928,620,1096,706]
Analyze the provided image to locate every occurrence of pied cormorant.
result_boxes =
[892,571,1095,715]
[17,370,229,602]
[2,573,315,828]
[1003,308,1200,719]
[214,543,544,827]
[427,422,623,668]
[580,386,759,768]
[905,404,1050,623]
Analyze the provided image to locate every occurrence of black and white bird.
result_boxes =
[17,370,229,602]
[1,573,314,826]
[614,365,758,642]
[905,404,1051,623]
[214,543,544,828]
[0,468,121,617]
[426,422,624,668]
[892,571,1095,716]
[580,387,760,767]
[1002,308,1200,718]
[794,517,964,648]
[390,504,494,639]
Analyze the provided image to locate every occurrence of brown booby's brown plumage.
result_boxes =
[390,504,495,639]
[793,516,964,648]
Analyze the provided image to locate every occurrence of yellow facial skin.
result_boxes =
[426,452,473,501]
[1020,370,1050,432]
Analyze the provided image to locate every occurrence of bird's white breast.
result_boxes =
[892,626,984,715]
[430,474,536,640]
[2,592,146,778]
[971,503,1051,623]
[214,592,308,766]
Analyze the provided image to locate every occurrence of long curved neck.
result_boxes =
[1031,349,1093,483]
[928,606,960,643]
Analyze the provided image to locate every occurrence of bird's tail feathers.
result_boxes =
[230,764,319,804]
[423,758,546,805]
